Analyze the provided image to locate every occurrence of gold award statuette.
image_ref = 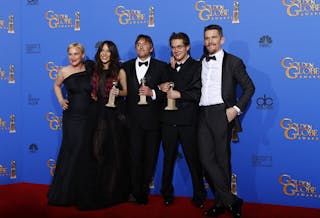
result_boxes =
[106,81,118,108]
[9,64,15,83]
[74,11,80,31]
[232,1,240,24]
[148,6,155,27]
[138,78,148,105]
[9,114,16,133]
[165,82,178,110]
[8,15,15,34]
[231,173,237,195]
[10,160,16,179]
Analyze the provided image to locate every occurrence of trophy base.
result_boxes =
[105,104,116,108]
[137,101,148,105]
[164,106,178,111]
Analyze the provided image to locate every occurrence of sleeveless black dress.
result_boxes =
[47,67,97,207]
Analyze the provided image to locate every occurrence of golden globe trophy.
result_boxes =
[47,159,56,176]
[165,82,178,110]
[8,15,15,34]
[10,160,16,179]
[231,128,239,142]
[9,114,16,133]
[232,1,240,24]
[149,177,155,189]
[148,7,155,27]
[231,173,237,195]
[106,81,118,108]
[8,64,15,84]
[138,78,148,105]
[74,11,80,31]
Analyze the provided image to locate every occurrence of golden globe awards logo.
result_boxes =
[0,164,9,177]
[195,1,240,23]
[0,64,16,83]
[115,6,155,27]
[0,161,16,179]
[46,112,62,130]
[0,14,15,34]
[282,0,320,16]
[47,159,56,176]
[279,174,319,198]
[45,10,80,31]
[46,62,60,80]
[281,57,320,79]
[280,118,319,141]
[0,114,16,133]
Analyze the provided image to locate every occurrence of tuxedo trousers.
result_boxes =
[198,104,236,206]
[129,124,161,199]
[160,123,206,201]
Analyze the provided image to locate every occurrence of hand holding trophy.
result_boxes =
[138,77,148,105]
[165,82,178,110]
[106,80,118,107]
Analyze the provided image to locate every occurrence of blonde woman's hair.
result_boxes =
[67,42,85,54]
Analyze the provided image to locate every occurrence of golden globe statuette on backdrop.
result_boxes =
[148,6,155,27]
[138,78,148,105]
[8,15,15,33]
[47,159,56,176]
[232,1,240,24]
[8,64,15,84]
[9,114,16,133]
[231,173,237,195]
[74,11,80,31]
[165,82,178,110]
[106,81,118,108]
[10,160,16,179]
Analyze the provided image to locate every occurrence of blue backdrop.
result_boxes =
[1,0,319,209]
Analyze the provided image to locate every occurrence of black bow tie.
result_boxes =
[175,62,183,69]
[205,55,216,62]
[138,61,148,67]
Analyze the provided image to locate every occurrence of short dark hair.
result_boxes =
[169,32,190,47]
[135,34,154,48]
[204,24,223,37]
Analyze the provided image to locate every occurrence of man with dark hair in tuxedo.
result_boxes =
[159,32,206,208]
[198,24,255,218]
[123,34,168,205]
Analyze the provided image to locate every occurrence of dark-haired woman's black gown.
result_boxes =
[91,70,131,208]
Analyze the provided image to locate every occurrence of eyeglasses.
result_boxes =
[171,45,185,50]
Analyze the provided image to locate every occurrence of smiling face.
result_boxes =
[135,38,153,60]
[67,46,84,67]
[170,38,190,63]
[204,29,224,55]
[100,43,111,64]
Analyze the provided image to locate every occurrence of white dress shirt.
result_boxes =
[135,57,156,99]
[199,49,224,106]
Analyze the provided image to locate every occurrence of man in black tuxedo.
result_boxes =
[122,34,167,205]
[159,32,206,208]
[198,25,255,218]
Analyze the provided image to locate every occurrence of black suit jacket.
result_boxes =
[220,51,255,132]
[161,57,201,126]
[201,51,255,132]
[123,58,168,130]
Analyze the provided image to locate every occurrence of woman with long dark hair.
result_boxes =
[91,40,130,207]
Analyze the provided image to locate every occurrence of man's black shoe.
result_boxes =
[203,205,226,216]
[163,198,174,206]
[228,198,243,218]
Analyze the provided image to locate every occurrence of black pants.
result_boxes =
[198,104,236,206]
[129,125,160,200]
[161,123,206,201]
